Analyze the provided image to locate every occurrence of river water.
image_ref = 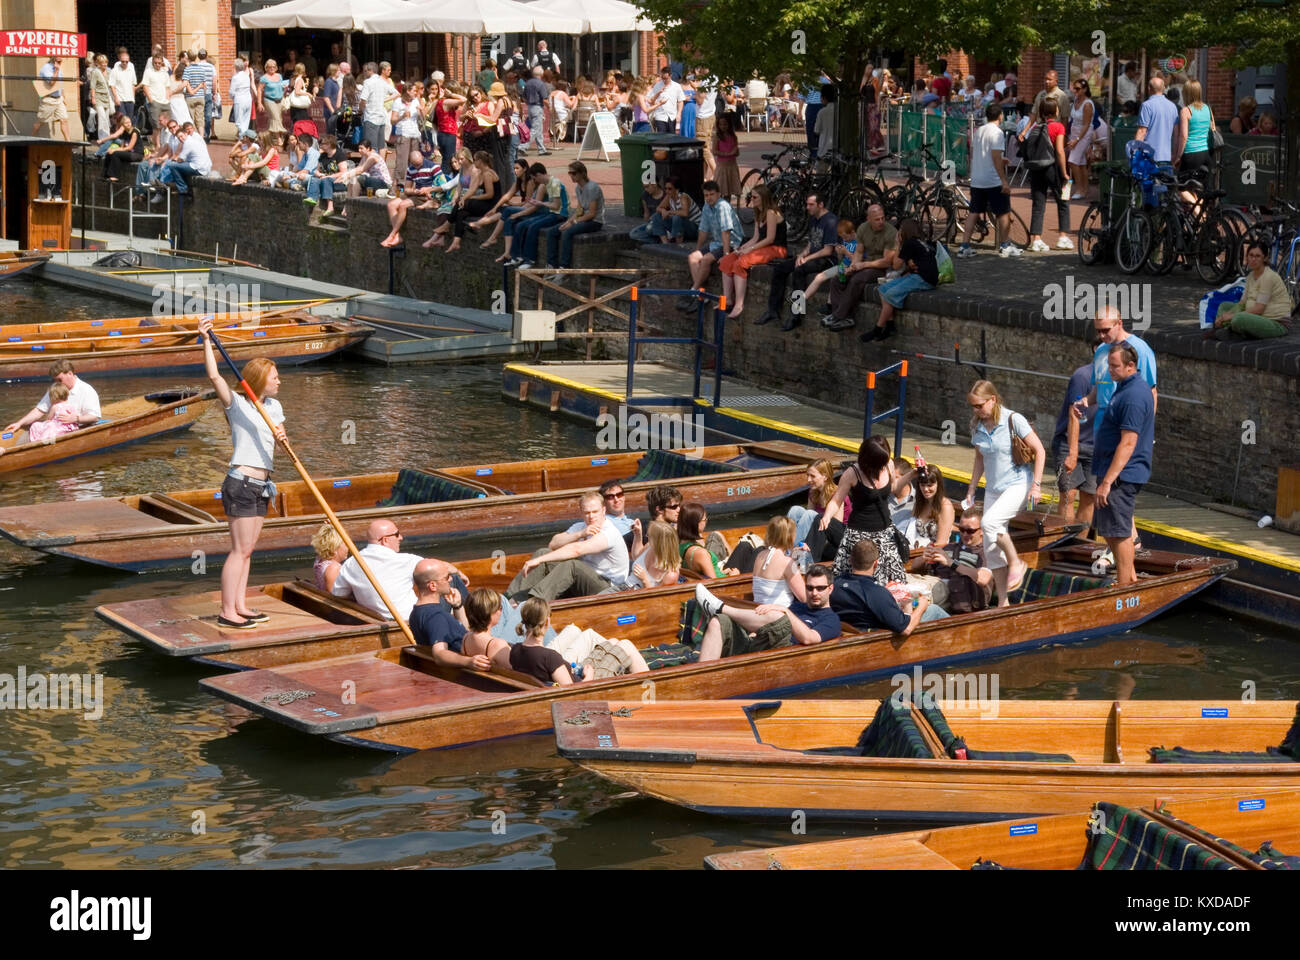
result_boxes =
[1,280,1297,869]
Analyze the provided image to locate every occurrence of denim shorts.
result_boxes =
[221,471,270,518]
[705,241,725,259]
[879,272,934,308]
[1094,478,1142,539]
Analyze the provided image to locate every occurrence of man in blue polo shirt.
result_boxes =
[409,558,485,668]
[693,565,841,661]
[1092,342,1156,587]
[1135,76,1179,165]
[831,539,947,633]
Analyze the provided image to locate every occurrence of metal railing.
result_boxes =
[625,286,725,408]
[863,360,909,452]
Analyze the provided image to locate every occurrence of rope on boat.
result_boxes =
[260,689,317,706]
[562,706,640,725]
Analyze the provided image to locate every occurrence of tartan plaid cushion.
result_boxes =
[1085,801,1241,871]
[1007,569,1105,604]
[677,598,710,647]
[915,694,968,758]
[638,642,700,670]
[1252,842,1300,870]
[965,748,1076,762]
[624,448,744,483]
[1148,746,1298,763]
[378,469,488,507]
[855,698,935,759]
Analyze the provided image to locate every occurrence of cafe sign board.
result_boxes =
[1,31,88,58]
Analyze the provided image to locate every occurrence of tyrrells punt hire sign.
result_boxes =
[1,31,88,57]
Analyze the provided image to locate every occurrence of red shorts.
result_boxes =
[719,245,788,277]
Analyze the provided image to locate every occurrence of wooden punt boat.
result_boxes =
[0,249,50,281]
[705,790,1300,869]
[0,388,216,472]
[0,312,372,381]
[198,538,1233,753]
[95,523,767,668]
[97,518,1073,668]
[554,696,1300,823]
[0,442,837,572]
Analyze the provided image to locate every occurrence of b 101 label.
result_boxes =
[1202,707,1228,718]
[1239,798,1265,811]
[1115,595,1140,611]
[1009,823,1038,836]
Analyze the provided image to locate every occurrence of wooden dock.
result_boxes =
[503,360,1300,626]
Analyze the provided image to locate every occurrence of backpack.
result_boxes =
[1022,122,1057,169]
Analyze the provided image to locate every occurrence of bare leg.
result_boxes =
[997,531,1025,590]
[222,515,265,622]
[699,617,725,662]
[1108,535,1136,585]
[991,564,1010,608]
[728,275,748,317]
[1075,491,1096,527]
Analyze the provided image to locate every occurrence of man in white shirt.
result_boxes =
[332,519,422,621]
[1116,61,1139,105]
[156,123,212,197]
[359,61,394,151]
[140,53,172,149]
[506,490,630,602]
[649,66,684,133]
[530,40,560,73]
[694,66,718,174]
[108,48,138,122]
[32,58,70,139]
[956,102,1021,258]
[4,360,102,437]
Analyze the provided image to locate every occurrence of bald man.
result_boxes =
[409,558,483,667]
[331,519,468,621]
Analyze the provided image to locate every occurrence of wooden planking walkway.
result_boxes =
[505,360,1300,572]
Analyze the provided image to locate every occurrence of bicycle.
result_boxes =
[946,182,1030,248]
[881,142,961,241]
[1144,175,1237,283]
[737,143,812,202]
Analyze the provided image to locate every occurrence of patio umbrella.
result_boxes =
[359,0,583,35]
[526,0,653,33]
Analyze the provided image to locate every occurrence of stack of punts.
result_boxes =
[0,388,216,472]
[0,442,841,572]
[193,537,1232,753]
[553,694,1300,822]
[0,311,372,381]
[705,791,1300,870]
[95,517,1071,669]
[0,249,50,281]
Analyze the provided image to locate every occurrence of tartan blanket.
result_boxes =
[1160,810,1300,870]
[677,598,709,648]
[624,448,743,483]
[378,468,488,507]
[1084,801,1240,870]
[639,642,700,670]
[1007,569,1105,604]
[855,698,935,759]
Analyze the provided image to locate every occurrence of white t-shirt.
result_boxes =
[746,78,769,100]
[969,120,1007,189]
[650,80,684,122]
[360,74,392,125]
[141,63,171,105]
[109,62,137,103]
[38,378,101,421]
[563,516,630,586]
[695,75,718,119]
[225,394,283,471]
[332,543,421,621]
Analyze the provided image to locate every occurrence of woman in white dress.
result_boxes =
[229,58,252,133]
[167,63,196,127]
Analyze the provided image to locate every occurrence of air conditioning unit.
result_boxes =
[513,309,556,341]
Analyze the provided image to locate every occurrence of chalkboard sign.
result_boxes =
[578,111,622,162]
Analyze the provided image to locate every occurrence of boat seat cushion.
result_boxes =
[963,748,1076,762]
[1008,569,1105,604]
[1084,801,1242,870]
[378,468,489,507]
[637,641,700,670]
[1148,746,1298,763]
[624,449,743,483]
[1252,842,1300,870]
[854,698,935,759]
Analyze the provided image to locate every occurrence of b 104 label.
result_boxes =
[727,485,753,497]
[1115,595,1140,611]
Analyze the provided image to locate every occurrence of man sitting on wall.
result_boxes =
[155,122,212,199]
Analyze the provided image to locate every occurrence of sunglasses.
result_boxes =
[807,583,831,591]
[959,527,981,536]
[665,502,682,509]
[604,491,625,499]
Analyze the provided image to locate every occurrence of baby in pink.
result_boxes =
[26,383,81,444]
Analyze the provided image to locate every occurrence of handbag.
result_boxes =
[289,90,311,109]
[1009,411,1034,466]
[1211,127,1224,151]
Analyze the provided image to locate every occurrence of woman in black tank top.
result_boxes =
[820,436,909,583]
[447,151,503,251]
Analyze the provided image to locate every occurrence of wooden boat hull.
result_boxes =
[0,442,837,572]
[0,389,216,473]
[556,698,1300,823]
[97,521,1069,668]
[198,545,1233,753]
[705,790,1300,869]
[0,250,50,281]
[0,319,371,382]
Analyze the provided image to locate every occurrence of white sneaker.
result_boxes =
[999,243,1023,258]
[956,244,976,259]
[1056,236,1074,250]
[694,583,724,618]
[1028,238,1051,253]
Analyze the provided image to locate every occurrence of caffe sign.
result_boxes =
[1,31,88,58]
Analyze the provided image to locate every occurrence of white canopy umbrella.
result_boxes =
[359,0,584,35]
[239,0,414,30]
[526,0,653,33]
